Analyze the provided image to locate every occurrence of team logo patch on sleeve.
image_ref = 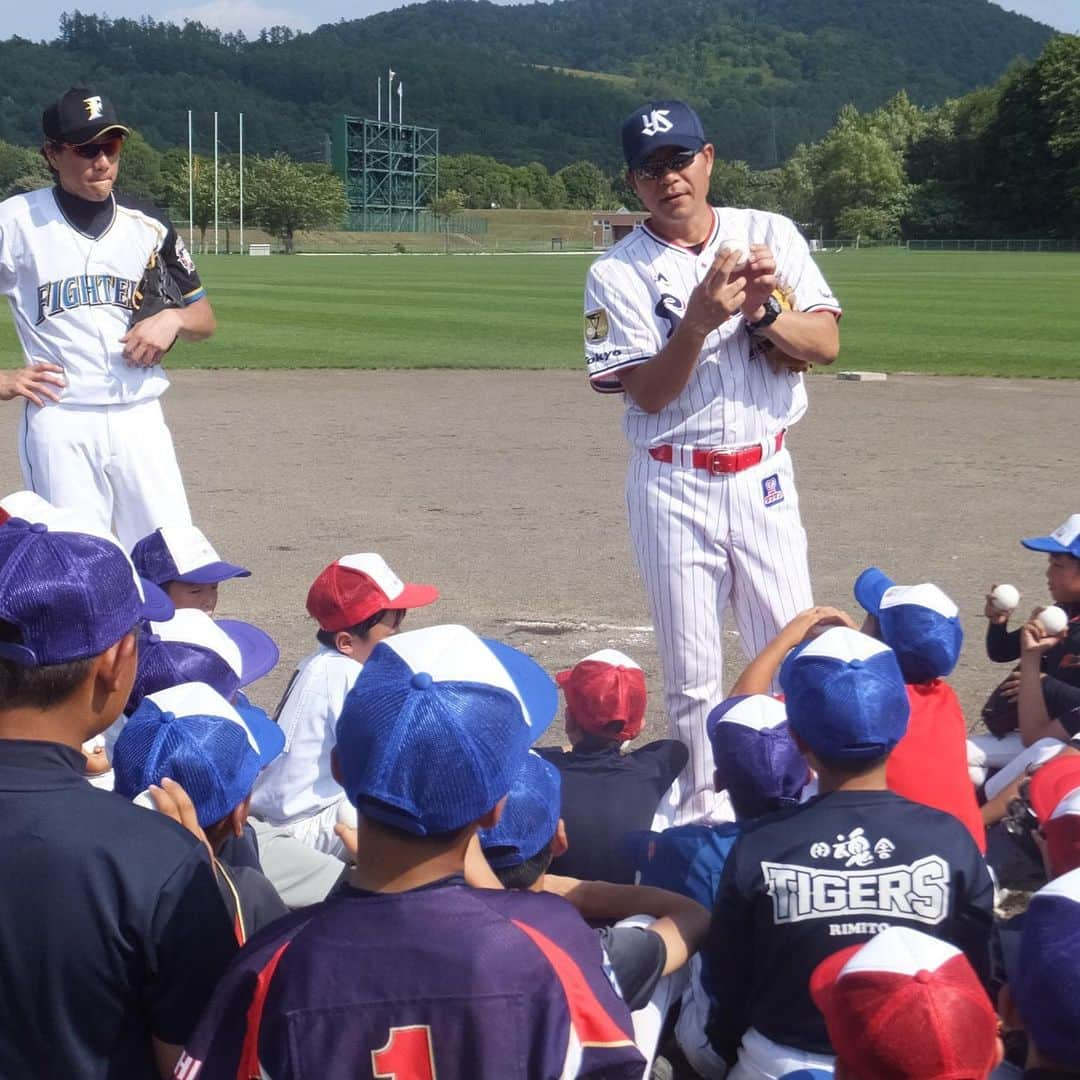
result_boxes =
[585,308,609,343]
[174,236,196,275]
[762,474,784,507]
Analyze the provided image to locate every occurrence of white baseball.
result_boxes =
[719,238,747,269]
[1038,605,1069,635]
[990,584,1020,612]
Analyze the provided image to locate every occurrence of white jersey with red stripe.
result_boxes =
[585,206,839,449]
[583,205,841,825]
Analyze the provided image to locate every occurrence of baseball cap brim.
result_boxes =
[483,637,558,743]
[70,123,131,144]
[854,567,896,615]
[216,619,280,686]
[236,700,286,768]
[393,582,440,611]
[173,560,251,585]
[139,578,175,622]
[627,134,704,168]
[1022,535,1077,554]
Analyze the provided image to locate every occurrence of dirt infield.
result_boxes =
[2,370,1076,742]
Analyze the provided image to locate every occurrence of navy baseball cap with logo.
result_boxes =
[1022,514,1080,558]
[780,626,910,762]
[480,751,562,869]
[0,520,156,666]
[854,568,964,683]
[622,99,706,169]
[131,525,250,586]
[42,87,130,145]
[335,624,557,836]
[114,682,285,828]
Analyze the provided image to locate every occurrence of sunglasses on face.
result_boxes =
[634,148,699,181]
[69,137,124,160]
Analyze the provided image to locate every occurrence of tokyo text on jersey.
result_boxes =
[584,204,841,824]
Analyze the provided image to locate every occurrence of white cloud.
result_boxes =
[162,0,316,36]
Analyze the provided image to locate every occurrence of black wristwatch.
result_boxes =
[746,294,782,333]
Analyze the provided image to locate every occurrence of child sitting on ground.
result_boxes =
[113,682,289,943]
[131,525,250,616]
[249,553,438,859]
[537,649,687,884]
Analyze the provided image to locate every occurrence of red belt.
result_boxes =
[648,431,785,475]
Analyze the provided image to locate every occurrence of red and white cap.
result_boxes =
[810,926,999,1080]
[306,553,439,633]
[555,649,647,741]
[1031,754,1080,824]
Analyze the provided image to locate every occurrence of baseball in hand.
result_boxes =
[719,239,747,269]
[1038,605,1069,635]
[990,584,1020,612]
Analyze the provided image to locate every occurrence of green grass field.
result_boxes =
[3,248,1078,376]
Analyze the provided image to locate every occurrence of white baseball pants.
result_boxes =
[19,398,191,549]
[626,446,812,824]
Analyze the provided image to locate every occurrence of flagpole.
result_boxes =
[239,112,244,255]
[398,82,403,126]
[213,111,219,256]
[187,110,194,251]
[387,68,395,125]
[377,76,382,122]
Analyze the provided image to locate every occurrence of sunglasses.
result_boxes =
[69,137,124,160]
[634,148,699,181]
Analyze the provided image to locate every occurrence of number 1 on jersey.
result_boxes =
[372,1025,437,1080]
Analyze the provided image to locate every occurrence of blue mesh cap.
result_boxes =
[707,694,810,818]
[335,624,558,836]
[125,609,277,715]
[130,525,250,586]
[855,568,964,683]
[780,627,910,762]
[1021,514,1080,558]
[480,751,562,869]
[622,99,706,169]
[114,682,285,827]
[1012,867,1080,1066]
[0,520,154,666]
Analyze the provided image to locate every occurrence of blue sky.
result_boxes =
[4,0,1075,41]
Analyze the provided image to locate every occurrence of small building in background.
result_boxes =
[593,207,648,248]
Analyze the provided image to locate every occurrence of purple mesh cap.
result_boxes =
[130,525,250,586]
[707,694,810,818]
[480,751,562,869]
[0,521,153,666]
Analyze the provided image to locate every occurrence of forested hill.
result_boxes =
[0,0,1055,170]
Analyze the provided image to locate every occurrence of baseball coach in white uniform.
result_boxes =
[0,87,215,548]
[584,100,842,824]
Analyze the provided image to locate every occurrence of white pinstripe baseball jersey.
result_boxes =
[584,206,840,448]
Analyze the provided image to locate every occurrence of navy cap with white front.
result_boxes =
[480,751,562,869]
[114,682,285,827]
[335,624,557,836]
[622,100,706,169]
[780,626,910,762]
[1022,514,1080,559]
[0,521,154,666]
[131,525,250,586]
[854,568,964,683]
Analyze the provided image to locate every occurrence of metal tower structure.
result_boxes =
[332,115,439,231]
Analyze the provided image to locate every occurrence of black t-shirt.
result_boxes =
[537,739,688,884]
[0,740,237,1078]
[597,925,667,1011]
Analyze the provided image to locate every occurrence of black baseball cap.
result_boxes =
[42,87,130,145]
[622,100,706,169]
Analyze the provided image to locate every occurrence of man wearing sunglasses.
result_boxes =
[583,100,842,826]
[0,87,215,548]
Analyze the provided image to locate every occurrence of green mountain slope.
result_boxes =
[0,0,1054,169]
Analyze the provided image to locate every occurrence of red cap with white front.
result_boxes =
[306,553,439,632]
[555,648,647,741]
[810,926,999,1079]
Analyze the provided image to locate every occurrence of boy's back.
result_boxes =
[888,680,986,851]
[178,878,643,1079]
[703,788,994,1059]
[0,742,235,1079]
[538,739,687,884]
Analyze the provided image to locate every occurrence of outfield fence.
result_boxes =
[908,238,1080,252]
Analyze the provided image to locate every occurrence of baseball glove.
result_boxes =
[980,669,1020,738]
[752,285,812,375]
[131,250,184,326]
